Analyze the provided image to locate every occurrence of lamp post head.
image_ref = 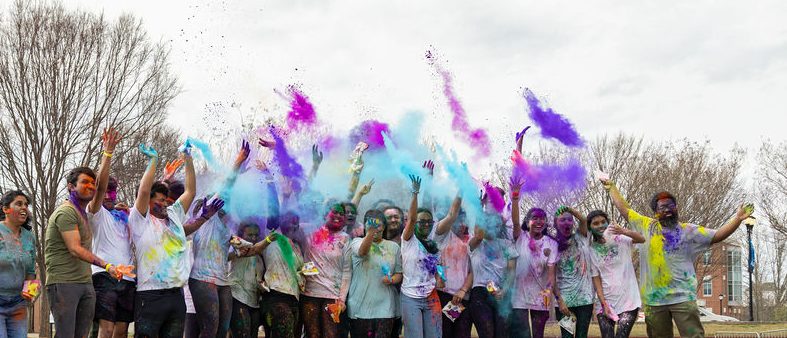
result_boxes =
[719,294,724,301]
[744,216,756,231]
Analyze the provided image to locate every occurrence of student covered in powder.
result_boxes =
[552,206,594,338]
[468,186,519,338]
[432,199,473,338]
[227,221,264,338]
[602,178,753,338]
[509,194,558,338]
[128,143,221,337]
[586,210,644,338]
[380,203,405,337]
[188,141,250,338]
[400,175,443,338]
[347,209,403,337]
[300,202,353,338]
[45,128,130,338]
[0,190,36,338]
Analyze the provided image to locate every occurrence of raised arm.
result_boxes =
[558,206,588,238]
[358,221,380,257]
[510,176,524,241]
[402,175,421,241]
[307,144,323,183]
[601,179,631,222]
[134,144,159,216]
[89,127,122,214]
[468,226,484,251]
[608,223,645,244]
[712,204,754,244]
[351,179,374,206]
[515,126,530,154]
[347,142,368,199]
[435,194,462,236]
[177,145,197,212]
[183,197,224,236]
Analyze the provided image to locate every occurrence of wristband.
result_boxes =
[103,151,113,158]
[265,236,273,244]
[512,191,520,200]
[105,263,112,271]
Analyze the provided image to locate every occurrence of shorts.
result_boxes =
[93,272,136,322]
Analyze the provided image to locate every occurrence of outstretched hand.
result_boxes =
[312,144,324,167]
[102,127,123,154]
[359,179,375,195]
[138,144,158,159]
[408,175,422,194]
[509,175,524,199]
[199,197,225,220]
[235,140,251,165]
[737,203,755,221]
[163,159,185,181]
[258,138,275,148]
[422,160,435,176]
[516,126,531,152]
[178,139,192,156]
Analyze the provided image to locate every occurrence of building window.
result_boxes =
[727,248,742,303]
[703,277,712,296]
[703,251,712,266]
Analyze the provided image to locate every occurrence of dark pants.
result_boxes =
[645,301,704,338]
[134,288,185,338]
[598,308,639,338]
[93,272,136,322]
[349,318,395,338]
[509,309,550,338]
[47,283,96,338]
[230,298,260,338]
[470,287,510,338]
[188,279,232,338]
[300,295,341,338]
[555,304,593,338]
[184,313,199,338]
[390,317,402,338]
[437,290,471,338]
[261,290,300,338]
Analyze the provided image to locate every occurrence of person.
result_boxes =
[300,203,353,338]
[602,178,753,338]
[45,129,127,338]
[432,199,472,338]
[189,141,250,338]
[381,204,405,337]
[586,210,644,338]
[228,222,264,338]
[509,178,558,338]
[347,209,403,338]
[552,206,593,338]
[0,190,36,338]
[400,175,443,338]
[468,194,519,338]
[128,143,219,338]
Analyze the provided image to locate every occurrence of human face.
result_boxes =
[415,212,434,240]
[452,214,469,240]
[655,198,678,221]
[2,196,29,225]
[365,216,384,242]
[280,214,300,237]
[589,215,608,237]
[70,174,96,202]
[149,192,169,219]
[528,210,547,236]
[103,190,118,210]
[325,206,346,231]
[384,209,402,233]
[242,226,260,243]
[555,212,574,237]
[344,204,358,227]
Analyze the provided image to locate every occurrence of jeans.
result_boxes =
[47,283,96,338]
[598,308,639,338]
[0,296,27,338]
[509,309,550,338]
[188,279,232,338]
[230,298,260,338]
[555,304,593,338]
[400,291,441,338]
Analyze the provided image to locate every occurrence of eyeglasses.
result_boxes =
[656,203,676,211]
[416,220,435,226]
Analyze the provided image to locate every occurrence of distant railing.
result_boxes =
[716,329,787,338]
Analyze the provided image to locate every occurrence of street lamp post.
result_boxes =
[745,216,757,322]
[719,294,724,315]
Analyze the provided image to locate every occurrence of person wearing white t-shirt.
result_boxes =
[400,175,443,338]
[552,206,594,338]
[585,210,644,338]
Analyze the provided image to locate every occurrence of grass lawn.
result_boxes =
[537,322,787,338]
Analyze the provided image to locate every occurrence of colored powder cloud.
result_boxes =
[510,150,586,194]
[270,127,305,192]
[523,88,584,147]
[284,85,318,130]
[484,182,506,213]
[349,120,390,151]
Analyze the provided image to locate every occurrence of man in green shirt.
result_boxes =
[45,129,125,338]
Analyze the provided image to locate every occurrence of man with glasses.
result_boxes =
[601,180,753,338]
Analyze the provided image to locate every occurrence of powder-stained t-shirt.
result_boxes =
[262,236,304,299]
[401,235,440,299]
[470,238,518,289]
[190,216,231,285]
[590,229,641,313]
[628,209,716,306]
[347,238,402,319]
[230,253,264,308]
[431,230,470,297]
[556,232,594,307]
[45,204,92,285]
[0,223,36,296]
[87,206,134,282]
[128,201,189,291]
[512,232,558,311]
[302,228,352,301]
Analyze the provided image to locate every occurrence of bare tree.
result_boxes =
[0,1,178,335]
[111,124,182,204]
[756,140,787,237]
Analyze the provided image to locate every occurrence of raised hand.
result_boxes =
[555,205,570,216]
[607,224,626,236]
[258,138,275,148]
[138,144,158,159]
[358,179,375,196]
[509,175,524,200]
[422,160,435,176]
[163,159,185,181]
[235,139,251,165]
[102,127,123,154]
[312,144,324,167]
[515,126,531,152]
[473,227,486,241]
[408,174,422,194]
[199,197,225,220]
[738,203,755,221]
[179,139,193,156]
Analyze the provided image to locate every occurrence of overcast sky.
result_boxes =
[13,0,787,177]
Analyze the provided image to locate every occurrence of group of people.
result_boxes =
[0,127,754,338]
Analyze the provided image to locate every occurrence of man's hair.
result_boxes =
[650,191,677,212]
[382,205,404,218]
[522,207,547,232]
[150,182,170,199]
[586,210,609,227]
[66,167,96,186]
[167,180,185,200]
[107,176,119,192]
[415,207,433,218]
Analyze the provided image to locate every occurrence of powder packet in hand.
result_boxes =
[442,301,465,322]
[559,315,576,335]
[326,303,342,323]
[302,262,319,276]
[22,280,41,300]
[486,281,499,294]
[594,170,610,182]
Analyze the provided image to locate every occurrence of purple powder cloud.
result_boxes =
[349,120,390,151]
[523,88,584,147]
[284,85,318,130]
[270,126,305,192]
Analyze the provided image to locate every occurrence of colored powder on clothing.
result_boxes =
[422,254,439,275]
[284,85,318,130]
[275,235,298,275]
[523,88,584,147]
[109,209,128,224]
[662,226,682,252]
[349,120,390,151]
[269,127,305,192]
[647,225,672,288]
[484,182,506,213]
[426,49,491,158]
